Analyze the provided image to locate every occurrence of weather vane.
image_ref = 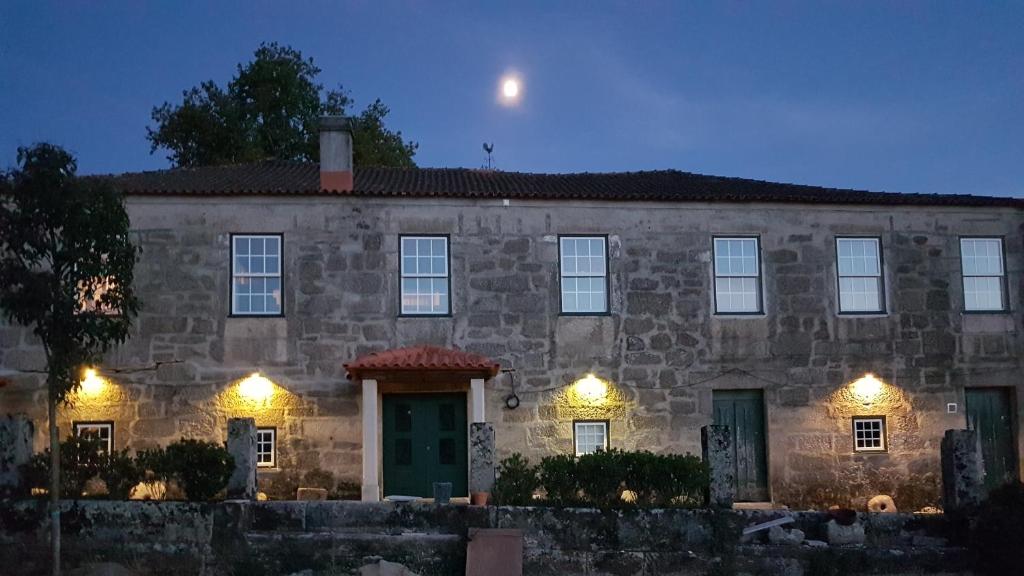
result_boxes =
[482,142,495,170]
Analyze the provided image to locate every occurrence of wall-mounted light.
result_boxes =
[79,368,106,396]
[238,372,274,402]
[573,373,609,405]
[850,373,884,405]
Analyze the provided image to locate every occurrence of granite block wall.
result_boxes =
[0,196,1021,509]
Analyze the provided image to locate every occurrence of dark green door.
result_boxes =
[382,393,468,498]
[713,389,769,501]
[966,387,1019,493]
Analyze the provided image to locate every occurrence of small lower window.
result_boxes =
[852,417,886,452]
[74,421,113,455]
[256,427,276,468]
[573,420,608,456]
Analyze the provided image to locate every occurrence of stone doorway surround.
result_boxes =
[344,345,500,502]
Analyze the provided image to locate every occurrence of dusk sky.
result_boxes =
[1,2,1022,197]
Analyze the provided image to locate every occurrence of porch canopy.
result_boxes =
[343,345,500,502]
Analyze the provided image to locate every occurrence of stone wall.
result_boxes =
[0,500,966,576]
[0,196,1021,508]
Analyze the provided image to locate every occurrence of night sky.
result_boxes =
[2,2,1021,197]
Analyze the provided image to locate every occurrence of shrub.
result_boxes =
[20,435,104,498]
[625,452,707,507]
[970,482,1024,576]
[493,453,539,506]
[98,448,144,500]
[162,439,234,501]
[302,468,335,491]
[539,454,579,505]
[331,479,361,500]
[576,449,626,508]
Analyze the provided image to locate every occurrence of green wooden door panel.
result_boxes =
[713,390,769,501]
[966,388,1019,493]
[382,393,468,498]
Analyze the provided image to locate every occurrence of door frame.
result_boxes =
[360,375,486,502]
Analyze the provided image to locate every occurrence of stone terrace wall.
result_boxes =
[0,196,1021,509]
[0,500,967,576]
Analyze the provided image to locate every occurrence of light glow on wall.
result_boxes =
[79,368,106,397]
[572,373,610,406]
[851,373,885,405]
[238,372,275,402]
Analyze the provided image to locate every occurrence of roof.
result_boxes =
[344,345,500,380]
[108,161,1022,208]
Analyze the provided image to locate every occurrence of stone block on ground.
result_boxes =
[226,417,257,500]
[826,520,866,546]
[768,525,805,545]
[358,559,421,576]
[297,487,328,501]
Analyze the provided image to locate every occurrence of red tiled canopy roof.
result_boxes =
[344,345,500,380]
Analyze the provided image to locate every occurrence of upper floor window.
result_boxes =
[559,236,608,314]
[960,238,1006,312]
[232,235,282,315]
[400,236,450,315]
[836,237,884,313]
[713,237,762,314]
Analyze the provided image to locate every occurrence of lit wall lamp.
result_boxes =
[850,373,885,406]
[79,368,106,397]
[238,372,275,402]
[572,373,609,406]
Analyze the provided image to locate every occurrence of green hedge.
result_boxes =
[21,437,233,502]
[494,449,708,508]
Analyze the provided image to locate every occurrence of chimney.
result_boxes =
[319,116,353,191]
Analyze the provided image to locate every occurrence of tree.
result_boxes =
[0,144,141,576]
[148,42,418,167]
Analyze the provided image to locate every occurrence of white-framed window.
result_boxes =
[74,421,113,455]
[960,238,1006,312]
[560,236,608,314]
[852,417,886,452]
[232,235,282,315]
[713,237,762,314]
[256,427,276,468]
[573,420,609,456]
[836,237,884,313]
[400,236,450,315]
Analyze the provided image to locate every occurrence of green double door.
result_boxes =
[382,393,468,498]
[713,389,770,502]
[965,388,1019,493]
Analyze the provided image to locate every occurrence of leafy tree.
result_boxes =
[148,42,417,167]
[0,143,141,576]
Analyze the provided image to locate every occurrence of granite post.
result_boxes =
[940,429,985,512]
[701,425,735,509]
[0,414,33,496]
[226,418,257,500]
[469,423,495,497]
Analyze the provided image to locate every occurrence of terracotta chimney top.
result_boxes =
[319,116,353,191]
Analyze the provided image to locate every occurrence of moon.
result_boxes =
[503,78,519,99]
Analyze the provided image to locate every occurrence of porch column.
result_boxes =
[361,378,380,502]
[471,378,486,423]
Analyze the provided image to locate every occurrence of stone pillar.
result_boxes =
[701,424,735,509]
[470,423,495,496]
[941,429,985,512]
[471,378,486,423]
[226,418,257,500]
[361,379,380,502]
[0,414,33,496]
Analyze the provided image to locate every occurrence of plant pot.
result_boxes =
[432,482,452,504]
[470,491,490,506]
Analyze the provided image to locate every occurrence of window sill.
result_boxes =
[836,312,888,318]
[713,312,766,318]
[228,314,285,319]
[398,313,453,318]
[558,312,612,317]
[961,309,1011,315]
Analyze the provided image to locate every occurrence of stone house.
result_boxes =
[1,117,1021,509]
